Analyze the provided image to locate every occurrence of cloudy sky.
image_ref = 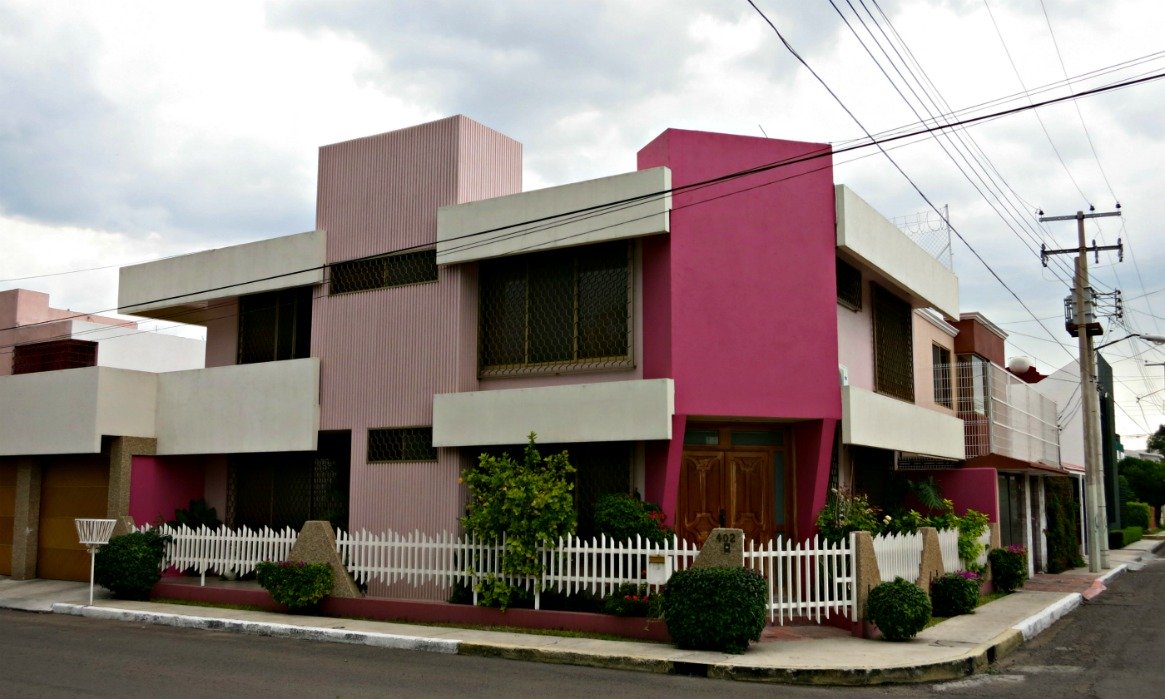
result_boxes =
[2,0,1164,446]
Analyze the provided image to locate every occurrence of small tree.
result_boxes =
[1147,425,1165,456]
[461,433,576,609]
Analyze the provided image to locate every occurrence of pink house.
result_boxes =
[7,115,1050,585]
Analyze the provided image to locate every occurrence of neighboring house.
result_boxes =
[0,288,205,580]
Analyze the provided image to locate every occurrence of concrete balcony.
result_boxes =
[436,167,670,265]
[841,385,966,460]
[433,378,674,447]
[118,230,326,323]
[154,358,320,455]
[836,185,959,318]
[0,367,157,455]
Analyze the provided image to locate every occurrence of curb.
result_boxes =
[50,603,458,654]
[1011,593,1082,641]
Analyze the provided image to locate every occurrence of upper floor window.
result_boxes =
[237,287,313,364]
[329,249,437,295]
[368,427,437,462]
[836,257,862,311]
[478,241,632,376]
[871,283,914,401]
[957,354,989,416]
[932,344,953,408]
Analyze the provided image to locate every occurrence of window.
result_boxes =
[329,249,437,295]
[932,344,953,408]
[957,354,989,416]
[368,427,437,462]
[237,287,313,364]
[836,257,862,311]
[871,283,914,401]
[479,241,631,375]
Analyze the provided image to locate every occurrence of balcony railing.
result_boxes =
[959,358,1059,465]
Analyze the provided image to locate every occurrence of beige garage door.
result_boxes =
[38,458,109,581]
[0,461,15,576]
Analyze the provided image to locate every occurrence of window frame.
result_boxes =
[367,427,438,463]
[870,283,915,402]
[477,241,634,377]
[836,257,862,311]
[932,343,953,408]
[329,248,438,296]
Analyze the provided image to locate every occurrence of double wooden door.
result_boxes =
[676,426,790,546]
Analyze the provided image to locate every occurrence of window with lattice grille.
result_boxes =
[329,249,437,295]
[478,241,632,376]
[836,257,862,311]
[237,287,313,364]
[368,427,437,462]
[932,344,952,408]
[871,284,914,401]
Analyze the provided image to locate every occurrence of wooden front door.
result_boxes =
[0,461,16,576]
[677,425,790,546]
[38,457,109,581]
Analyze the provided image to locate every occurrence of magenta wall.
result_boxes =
[129,455,207,525]
[638,129,840,419]
[932,467,999,522]
[636,129,840,537]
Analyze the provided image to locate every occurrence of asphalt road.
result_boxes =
[857,552,1165,697]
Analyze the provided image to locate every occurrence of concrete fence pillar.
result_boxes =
[852,530,880,636]
[287,521,363,598]
[916,527,945,594]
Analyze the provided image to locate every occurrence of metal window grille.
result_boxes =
[226,445,350,530]
[329,249,437,295]
[871,284,913,401]
[368,427,437,462]
[836,258,862,311]
[932,344,952,408]
[479,241,632,377]
[237,287,313,364]
[12,339,98,374]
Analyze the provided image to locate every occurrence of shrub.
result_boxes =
[461,433,576,610]
[988,545,1028,593]
[1123,501,1151,530]
[815,488,880,544]
[1109,526,1144,549]
[662,567,766,654]
[866,577,931,641]
[592,494,671,545]
[94,529,170,600]
[167,498,222,530]
[603,582,653,617]
[930,571,980,617]
[1046,477,1085,573]
[256,561,333,610]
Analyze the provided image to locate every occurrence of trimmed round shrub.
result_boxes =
[866,577,931,641]
[988,546,1028,593]
[930,572,980,617]
[256,561,334,611]
[94,530,170,600]
[662,567,766,654]
[592,494,671,545]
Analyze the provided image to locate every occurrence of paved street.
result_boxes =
[856,552,1165,696]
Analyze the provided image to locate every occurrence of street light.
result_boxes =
[1095,333,1165,350]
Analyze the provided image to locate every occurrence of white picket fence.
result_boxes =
[137,523,299,585]
[744,535,855,625]
[872,531,924,582]
[937,528,960,573]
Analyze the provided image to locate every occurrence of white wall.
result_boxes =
[841,385,965,460]
[433,379,674,447]
[436,168,670,265]
[71,321,206,372]
[154,358,320,455]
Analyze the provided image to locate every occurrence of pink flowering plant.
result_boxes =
[603,582,658,617]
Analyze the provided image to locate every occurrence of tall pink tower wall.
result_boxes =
[637,129,841,538]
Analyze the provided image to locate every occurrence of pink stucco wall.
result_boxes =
[932,467,999,522]
[636,129,840,537]
[129,455,207,525]
[637,129,840,419]
[837,288,874,392]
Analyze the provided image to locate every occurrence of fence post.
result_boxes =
[851,530,880,638]
[916,527,945,594]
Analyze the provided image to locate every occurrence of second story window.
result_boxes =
[329,249,438,295]
[836,257,862,311]
[871,283,914,401]
[479,241,632,376]
[932,344,953,408]
[237,287,313,364]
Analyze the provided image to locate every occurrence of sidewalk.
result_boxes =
[2,537,1160,686]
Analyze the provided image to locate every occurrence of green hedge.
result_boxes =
[867,578,931,641]
[1109,526,1143,549]
[256,561,333,610]
[929,572,980,617]
[662,567,766,654]
[988,546,1028,593]
[94,530,170,600]
[1123,502,1151,530]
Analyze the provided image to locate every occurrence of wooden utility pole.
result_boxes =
[1040,210,1121,572]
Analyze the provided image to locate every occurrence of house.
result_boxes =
[0,288,204,580]
[6,115,1048,591]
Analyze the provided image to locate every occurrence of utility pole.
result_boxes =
[1040,209,1122,572]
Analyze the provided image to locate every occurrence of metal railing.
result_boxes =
[959,357,1059,465]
